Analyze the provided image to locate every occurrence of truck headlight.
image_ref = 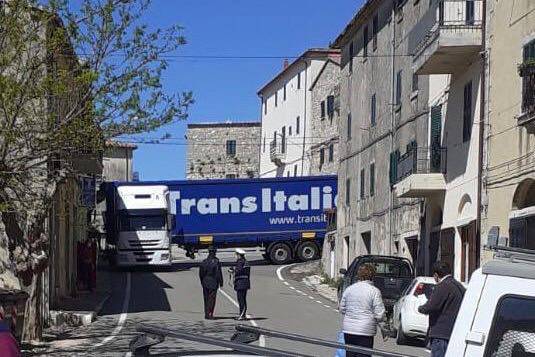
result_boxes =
[161,253,169,261]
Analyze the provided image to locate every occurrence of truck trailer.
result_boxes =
[104,175,337,265]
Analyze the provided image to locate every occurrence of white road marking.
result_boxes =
[219,289,266,348]
[95,272,131,348]
[283,281,290,286]
[323,304,330,308]
[315,300,322,304]
[308,296,314,300]
[289,286,296,290]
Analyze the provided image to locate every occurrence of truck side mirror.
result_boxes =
[339,268,347,275]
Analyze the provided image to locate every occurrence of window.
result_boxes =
[371,94,377,126]
[349,42,354,73]
[297,72,301,89]
[319,148,325,167]
[412,73,419,92]
[327,95,335,118]
[345,179,351,206]
[463,81,473,142]
[361,232,371,254]
[294,165,298,176]
[372,14,378,51]
[289,126,292,136]
[321,101,326,119]
[263,98,267,115]
[389,150,400,186]
[263,136,266,153]
[363,26,369,58]
[466,0,475,25]
[484,296,535,357]
[524,39,535,61]
[370,163,375,197]
[396,70,403,105]
[281,126,286,153]
[275,91,278,107]
[360,168,365,199]
[286,171,290,177]
[226,140,236,156]
[273,131,277,145]
[347,113,352,140]
[225,174,237,179]
[328,144,334,162]
[283,84,287,101]
[296,116,300,134]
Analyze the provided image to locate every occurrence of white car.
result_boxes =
[392,276,436,344]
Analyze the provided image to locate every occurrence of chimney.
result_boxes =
[283,59,289,70]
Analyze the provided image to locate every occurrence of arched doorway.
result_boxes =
[510,179,535,249]
[458,194,477,282]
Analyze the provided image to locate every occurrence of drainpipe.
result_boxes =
[125,147,129,182]
[389,5,396,256]
[476,0,487,267]
[301,60,309,175]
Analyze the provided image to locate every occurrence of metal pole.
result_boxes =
[236,325,419,357]
[135,324,311,357]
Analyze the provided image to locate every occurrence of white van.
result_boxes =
[446,246,535,356]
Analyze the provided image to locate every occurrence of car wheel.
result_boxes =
[269,243,293,265]
[296,241,320,262]
[396,318,408,345]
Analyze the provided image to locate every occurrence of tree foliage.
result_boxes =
[0,0,192,341]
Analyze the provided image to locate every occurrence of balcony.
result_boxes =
[269,139,286,166]
[408,0,483,75]
[517,61,535,133]
[394,146,447,198]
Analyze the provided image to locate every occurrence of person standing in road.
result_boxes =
[418,261,466,357]
[231,248,251,320]
[199,246,223,320]
[0,305,21,357]
[339,264,385,357]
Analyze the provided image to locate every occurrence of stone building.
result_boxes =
[258,49,341,178]
[482,1,535,261]
[186,122,261,180]
[330,0,432,276]
[308,58,341,176]
[102,141,137,182]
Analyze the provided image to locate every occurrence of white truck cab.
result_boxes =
[446,246,535,356]
[114,185,172,266]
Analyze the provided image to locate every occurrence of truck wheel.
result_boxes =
[269,243,293,265]
[296,241,320,262]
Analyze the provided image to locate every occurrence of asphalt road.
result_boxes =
[30,250,429,357]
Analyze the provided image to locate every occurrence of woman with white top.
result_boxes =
[339,264,386,357]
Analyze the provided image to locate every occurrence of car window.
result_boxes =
[484,295,535,357]
[372,261,412,278]
[402,279,417,296]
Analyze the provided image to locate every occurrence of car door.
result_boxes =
[394,279,416,329]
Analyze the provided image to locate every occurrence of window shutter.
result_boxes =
[390,150,400,186]
[327,95,335,117]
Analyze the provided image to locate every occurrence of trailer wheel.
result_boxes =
[269,243,293,265]
[296,241,320,262]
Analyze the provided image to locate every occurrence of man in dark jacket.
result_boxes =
[199,246,223,319]
[231,248,250,320]
[0,305,21,357]
[418,261,466,357]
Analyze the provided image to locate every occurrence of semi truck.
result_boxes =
[104,175,337,266]
[103,184,172,267]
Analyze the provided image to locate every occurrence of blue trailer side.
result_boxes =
[165,175,337,264]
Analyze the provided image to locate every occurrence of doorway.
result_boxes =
[361,232,371,254]
[460,222,478,283]
[343,236,350,268]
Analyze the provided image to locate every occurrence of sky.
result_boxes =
[132,0,363,181]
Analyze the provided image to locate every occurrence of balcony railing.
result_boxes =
[395,146,447,184]
[409,0,483,58]
[269,139,286,166]
[518,62,535,130]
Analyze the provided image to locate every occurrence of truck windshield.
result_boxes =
[119,215,166,231]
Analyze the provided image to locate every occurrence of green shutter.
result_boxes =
[390,150,400,186]
[431,105,442,147]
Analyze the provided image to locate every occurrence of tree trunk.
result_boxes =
[22,272,43,342]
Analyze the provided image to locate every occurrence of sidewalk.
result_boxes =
[48,261,112,329]
[286,261,338,303]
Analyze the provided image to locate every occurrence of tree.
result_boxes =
[0,0,193,341]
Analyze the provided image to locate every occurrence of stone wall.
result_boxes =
[186,122,261,180]
[308,60,340,176]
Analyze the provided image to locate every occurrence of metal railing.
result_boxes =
[409,0,483,56]
[269,139,286,165]
[396,146,447,183]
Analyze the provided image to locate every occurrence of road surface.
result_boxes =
[30,250,429,356]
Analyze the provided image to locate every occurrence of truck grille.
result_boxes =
[133,251,155,263]
[128,240,161,248]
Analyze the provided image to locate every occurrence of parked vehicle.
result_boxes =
[446,246,535,356]
[105,176,337,265]
[338,255,415,317]
[392,276,436,344]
